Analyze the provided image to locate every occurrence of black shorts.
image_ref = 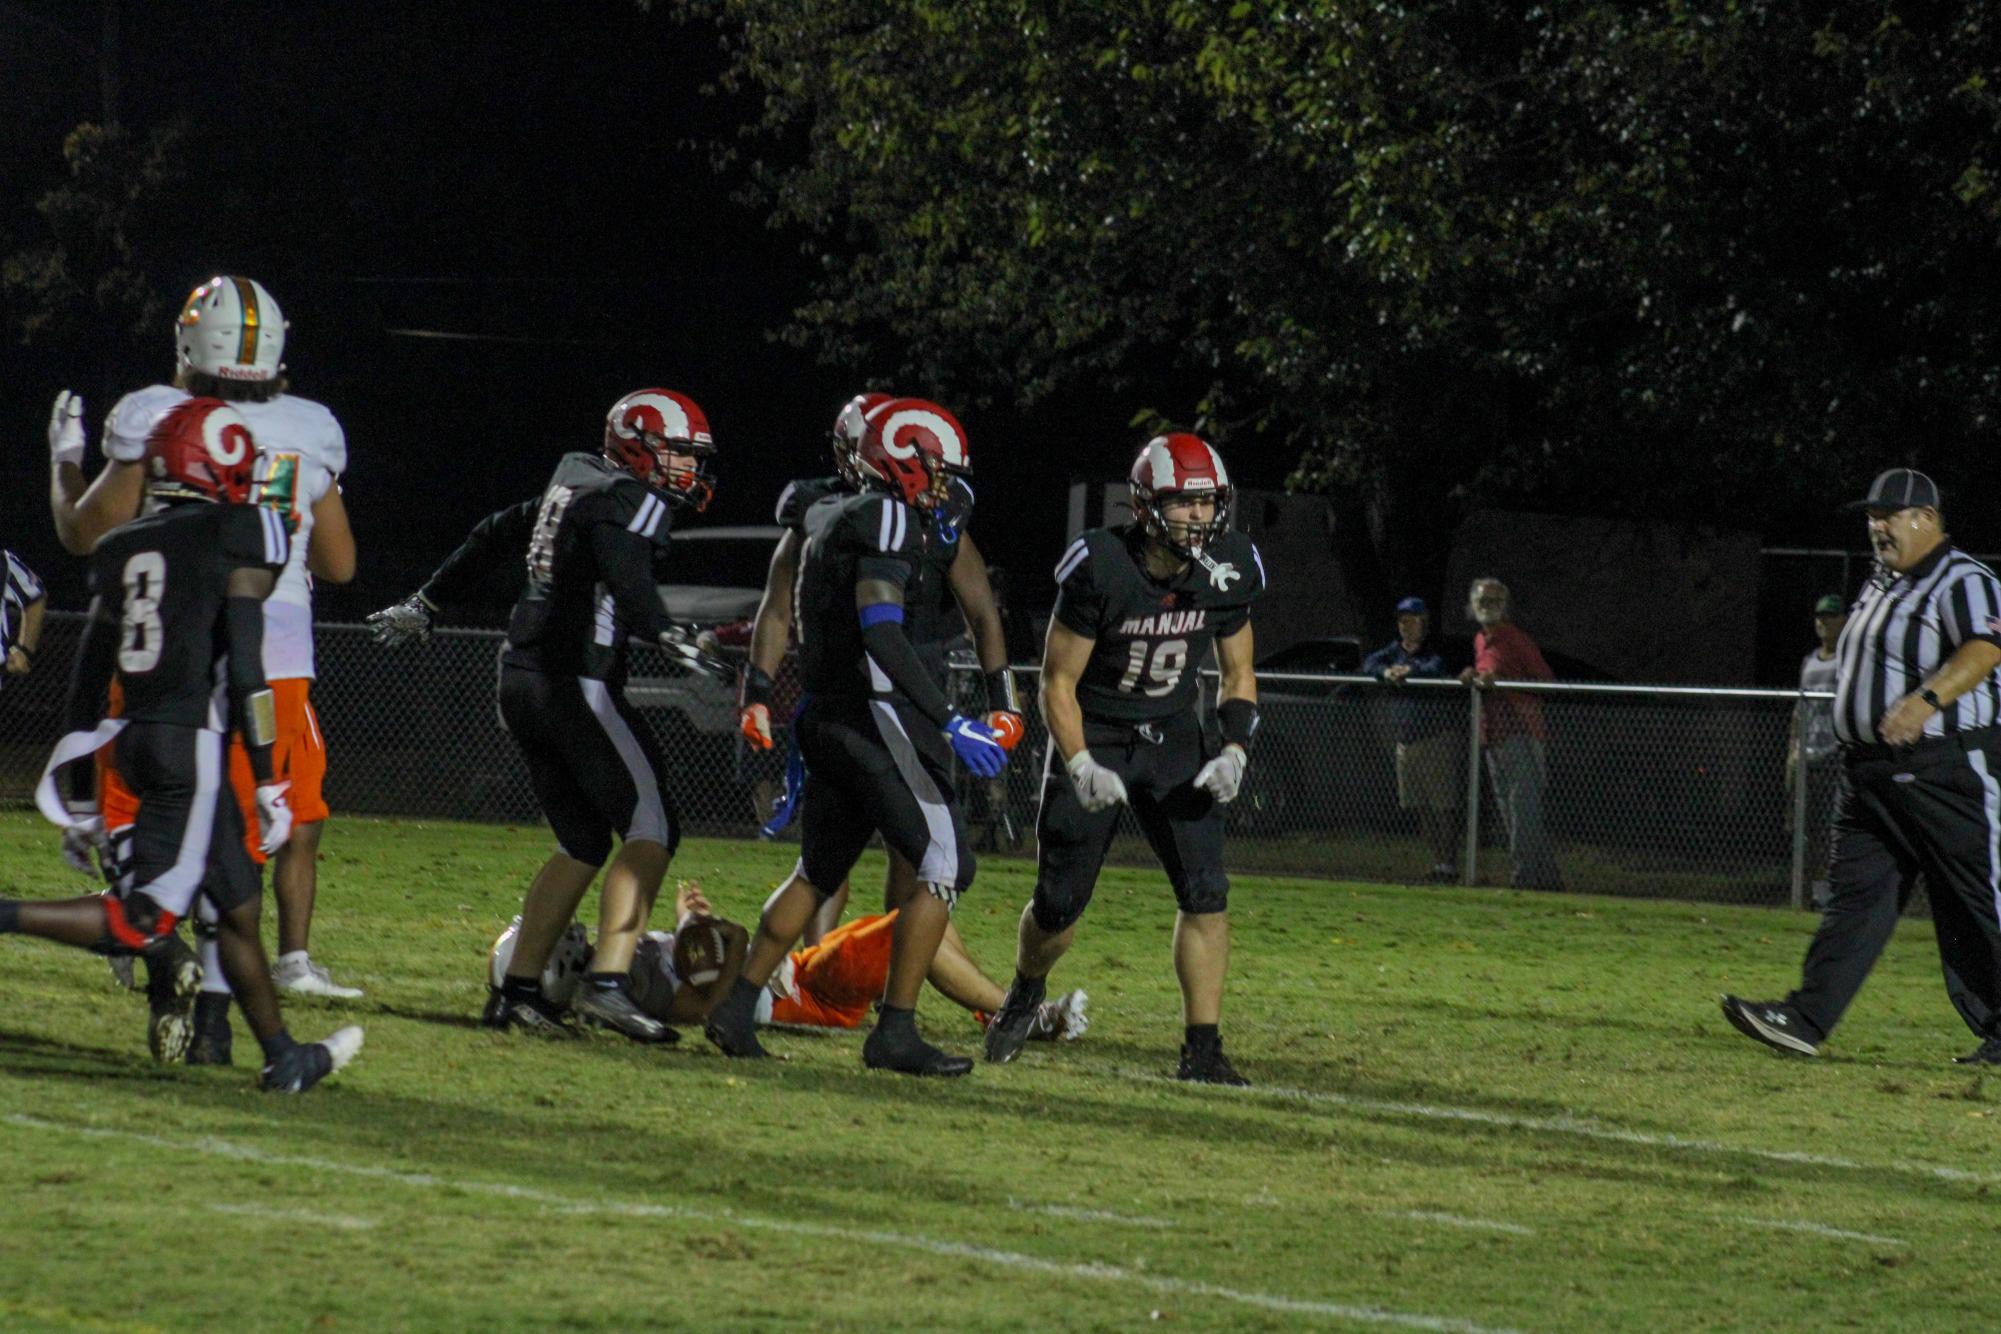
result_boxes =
[109,722,261,926]
[795,695,976,901]
[1031,710,1228,932]
[499,666,679,866]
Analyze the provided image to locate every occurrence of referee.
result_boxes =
[1723,468,2001,1064]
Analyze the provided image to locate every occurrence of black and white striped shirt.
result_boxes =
[1832,544,2001,745]
[1,549,45,657]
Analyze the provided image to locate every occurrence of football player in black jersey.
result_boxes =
[985,434,1265,1085]
[740,393,1022,942]
[6,399,362,1093]
[369,389,721,1043]
[704,399,1012,1075]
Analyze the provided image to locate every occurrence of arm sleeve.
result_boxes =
[419,499,540,608]
[62,600,119,804]
[225,595,276,784]
[591,520,671,643]
[860,614,959,727]
[1942,569,2001,651]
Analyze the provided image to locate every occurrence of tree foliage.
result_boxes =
[686,1,2001,578]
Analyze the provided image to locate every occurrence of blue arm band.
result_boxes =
[859,603,905,629]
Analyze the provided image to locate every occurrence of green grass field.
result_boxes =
[3,811,1998,1332]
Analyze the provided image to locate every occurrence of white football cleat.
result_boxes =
[321,1025,365,1074]
[273,952,364,1000]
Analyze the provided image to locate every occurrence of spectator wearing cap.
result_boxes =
[1724,468,2001,1064]
[2,549,46,688]
[1458,577,1562,891]
[1787,593,1848,906]
[1363,597,1462,880]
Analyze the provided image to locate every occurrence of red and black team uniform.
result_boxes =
[70,501,291,936]
[1032,523,1266,932]
[422,451,680,865]
[792,486,978,902]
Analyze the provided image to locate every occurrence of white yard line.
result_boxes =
[4,1113,1522,1334]
[1007,1198,1178,1229]
[1391,1211,1535,1238]
[1111,1068,2001,1188]
[207,1201,377,1231]
[1735,1217,1905,1247]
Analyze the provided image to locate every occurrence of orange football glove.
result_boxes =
[985,710,1025,752]
[740,703,774,751]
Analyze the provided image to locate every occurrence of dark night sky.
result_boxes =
[1,1,1199,622]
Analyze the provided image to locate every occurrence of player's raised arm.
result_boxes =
[48,391,148,555]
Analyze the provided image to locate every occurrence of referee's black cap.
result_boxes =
[1845,467,1941,512]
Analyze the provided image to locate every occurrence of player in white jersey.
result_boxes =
[47,276,362,1060]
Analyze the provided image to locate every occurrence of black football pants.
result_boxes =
[1789,728,2001,1043]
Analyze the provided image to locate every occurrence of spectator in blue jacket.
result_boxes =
[1363,596,1462,881]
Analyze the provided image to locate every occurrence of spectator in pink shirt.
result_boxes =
[1458,578,1562,890]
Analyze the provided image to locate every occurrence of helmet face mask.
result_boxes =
[831,392,892,489]
[854,397,971,513]
[176,276,286,383]
[604,388,716,508]
[1129,433,1232,560]
[145,398,259,505]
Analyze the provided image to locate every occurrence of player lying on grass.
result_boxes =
[489,882,1086,1042]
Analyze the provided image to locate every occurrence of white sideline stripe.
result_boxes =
[4,1114,1517,1334]
[207,1201,376,1232]
[1007,1198,1177,1230]
[1109,1068,2001,1188]
[1392,1211,1534,1238]
[1736,1216,1904,1247]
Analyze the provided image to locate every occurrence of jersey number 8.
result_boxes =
[119,551,167,674]
[1118,637,1187,697]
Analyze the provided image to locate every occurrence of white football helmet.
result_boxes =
[487,917,591,1009]
[176,276,287,383]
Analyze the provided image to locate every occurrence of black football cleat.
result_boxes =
[259,1026,363,1094]
[703,983,768,1059]
[1953,1035,2001,1066]
[480,986,580,1038]
[187,994,234,1066]
[143,933,202,1064]
[1720,995,1820,1056]
[863,1021,973,1077]
[573,980,677,1044]
[1177,1041,1251,1087]
[983,975,1047,1064]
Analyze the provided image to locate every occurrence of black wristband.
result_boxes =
[1920,687,1942,709]
[1218,697,1259,750]
[742,664,775,708]
[984,668,1019,715]
[14,643,31,660]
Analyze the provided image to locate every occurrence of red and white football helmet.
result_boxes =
[855,397,971,509]
[830,391,893,487]
[604,388,716,508]
[1129,433,1232,556]
[144,398,259,505]
[176,276,286,383]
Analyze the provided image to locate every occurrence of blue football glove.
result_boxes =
[944,714,1008,779]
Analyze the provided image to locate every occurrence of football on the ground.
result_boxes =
[674,915,727,987]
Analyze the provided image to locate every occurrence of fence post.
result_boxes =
[1461,687,1482,887]
[1790,739,1809,911]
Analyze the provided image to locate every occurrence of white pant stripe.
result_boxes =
[579,678,670,847]
[143,730,225,919]
[869,700,957,889]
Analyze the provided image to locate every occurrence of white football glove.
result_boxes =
[366,593,436,646]
[61,812,109,876]
[1065,750,1129,813]
[1194,744,1248,804]
[256,781,294,855]
[48,390,85,469]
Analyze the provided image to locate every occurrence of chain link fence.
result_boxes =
[1,615,1849,908]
